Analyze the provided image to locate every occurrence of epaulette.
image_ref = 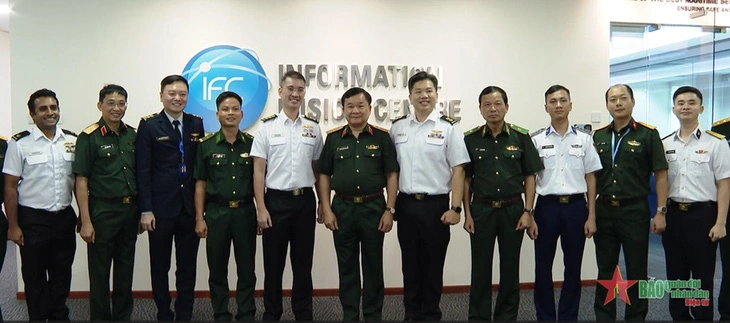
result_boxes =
[707,130,726,140]
[509,123,529,135]
[638,121,656,130]
[189,113,203,119]
[303,114,319,124]
[440,115,457,125]
[82,123,100,135]
[62,129,77,137]
[575,127,591,134]
[261,114,277,122]
[141,113,157,121]
[713,117,730,127]
[327,125,345,135]
[662,131,676,141]
[0,135,6,141]
[199,132,216,143]
[592,124,610,134]
[530,128,546,137]
[243,132,254,140]
[464,126,481,136]
[12,130,30,141]
[370,124,389,133]
[392,115,408,123]
[124,123,135,130]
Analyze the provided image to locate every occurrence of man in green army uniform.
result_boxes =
[193,91,257,321]
[462,86,543,321]
[592,84,668,320]
[0,135,6,321]
[317,87,399,321]
[711,116,730,321]
[74,84,139,321]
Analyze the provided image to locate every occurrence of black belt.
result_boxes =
[668,199,716,212]
[208,196,253,208]
[472,194,522,208]
[336,191,383,203]
[267,187,312,197]
[92,195,135,204]
[399,193,449,201]
[539,194,584,204]
[597,195,644,207]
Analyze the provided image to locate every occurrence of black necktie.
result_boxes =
[172,120,181,142]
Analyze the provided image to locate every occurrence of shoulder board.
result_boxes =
[638,121,656,130]
[327,125,345,135]
[62,129,77,137]
[0,135,6,141]
[12,130,30,141]
[124,123,135,130]
[370,124,389,133]
[189,113,202,119]
[662,131,676,141]
[707,130,726,140]
[82,123,100,135]
[592,124,610,133]
[199,132,216,143]
[440,115,457,125]
[713,117,730,127]
[530,128,546,137]
[509,123,529,135]
[243,132,254,140]
[141,113,157,121]
[575,127,591,134]
[392,115,408,123]
[464,126,481,136]
[303,114,319,124]
[261,114,277,122]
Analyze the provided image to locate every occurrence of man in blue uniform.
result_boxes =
[136,74,204,321]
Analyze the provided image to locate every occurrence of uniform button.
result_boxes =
[371,154,375,157]
[232,176,236,179]
[231,148,234,152]
[340,156,344,159]
[612,195,616,198]
[614,164,618,167]
[613,180,617,183]
[233,191,236,194]
[560,168,564,172]
[180,184,184,188]
[560,153,564,156]
[681,187,685,190]
[121,151,124,154]
[561,184,565,187]
[478,156,482,160]
[216,162,220,165]
[495,171,499,175]
[494,141,498,144]
[681,173,685,176]
[356,155,359,158]
[495,156,499,160]
[107,153,111,156]
[357,186,360,189]
[357,140,360,144]
[356,169,360,173]
[630,149,634,152]
[231,162,235,165]
[123,166,127,170]
[683,158,686,161]
[497,188,501,192]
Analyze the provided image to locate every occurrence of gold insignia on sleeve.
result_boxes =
[713,117,730,127]
[707,130,726,139]
[261,114,278,122]
[327,125,345,135]
[509,123,529,135]
[141,113,156,121]
[370,124,389,133]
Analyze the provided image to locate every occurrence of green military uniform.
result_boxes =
[464,123,543,321]
[72,118,138,320]
[711,117,730,321]
[592,118,667,320]
[0,136,7,321]
[193,130,256,321]
[317,124,399,321]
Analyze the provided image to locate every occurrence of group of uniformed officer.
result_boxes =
[2,72,730,321]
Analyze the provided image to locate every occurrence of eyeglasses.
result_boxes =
[104,101,127,108]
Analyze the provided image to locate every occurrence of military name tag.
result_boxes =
[541,145,554,149]
[665,150,676,154]
[212,154,225,158]
[156,136,170,141]
[336,146,349,151]
[100,144,114,150]
[570,144,582,148]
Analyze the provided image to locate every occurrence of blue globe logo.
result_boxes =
[182,45,271,131]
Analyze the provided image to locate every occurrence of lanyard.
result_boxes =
[611,127,630,166]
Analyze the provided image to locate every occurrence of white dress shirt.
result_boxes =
[3,125,77,211]
[531,125,602,195]
[389,109,470,195]
[663,127,730,203]
[250,111,323,190]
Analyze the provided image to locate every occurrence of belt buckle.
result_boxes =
[559,196,570,204]
[491,201,502,208]
[414,193,426,200]
[353,196,363,203]
[610,199,620,207]
[229,201,239,208]
[292,188,304,196]
[678,203,690,211]
[122,196,132,204]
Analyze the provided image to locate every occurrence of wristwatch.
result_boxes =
[386,207,396,214]
[657,206,667,214]
[450,205,462,213]
[523,208,535,215]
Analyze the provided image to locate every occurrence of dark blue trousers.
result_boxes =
[533,195,587,321]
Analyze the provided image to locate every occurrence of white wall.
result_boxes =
[8,0,612,292]
[0,30,9,136]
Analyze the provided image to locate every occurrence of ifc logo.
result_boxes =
[182,45,271,131]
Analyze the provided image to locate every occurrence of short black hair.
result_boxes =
[341,87,372,106]
[408,71,438,93]
[605,84,634,103]
[27,88,59,114]
[98,84,128,103]
[673,86,703,105]
[544,85,570,102]
[215,91,243,110]
[280,70,306,86]
[160,74,189,92]
[478,86,508,105]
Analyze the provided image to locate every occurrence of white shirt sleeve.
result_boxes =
[712,138,730,181]
[312,124,324,161]
[583,134,603,174]
[446,123,470,168]
[250,123,269,159]
[3,139,23,177]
